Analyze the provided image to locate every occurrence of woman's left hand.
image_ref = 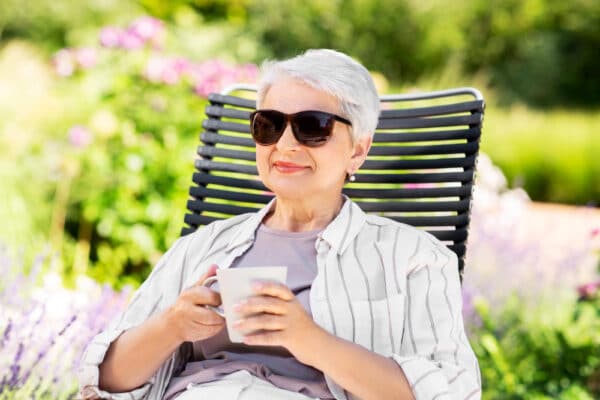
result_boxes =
[232,281,324,365]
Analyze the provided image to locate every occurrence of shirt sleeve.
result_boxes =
[392,233,482,400]
[77,233,196,400]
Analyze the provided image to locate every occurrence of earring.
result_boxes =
[348,173,356,182]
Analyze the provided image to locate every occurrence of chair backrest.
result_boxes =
[181,86,484,278]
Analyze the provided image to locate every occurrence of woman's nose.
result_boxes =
[275,123,300,150]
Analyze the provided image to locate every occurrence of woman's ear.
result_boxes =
[350,135,373,171]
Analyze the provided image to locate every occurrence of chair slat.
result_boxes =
[187,200,258,215]
[380,100,484,119]
[362,155,476,170]
[356,199,470,213]
[190,186,271,204]
[387,214,470,227]
[372,128,480,143]
[195,159,257,175]
[377,113,482,130]
[203,119,249,133]
[342,186,472,199]
[205,105,251,120]
[428,229,468,242]
[192,173,269,191]
[368,142,479,156]
[208,93,256,108]
[356,170,474,183]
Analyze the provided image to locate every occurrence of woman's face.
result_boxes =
[255,78,371,201]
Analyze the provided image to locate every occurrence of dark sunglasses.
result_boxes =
[249,109,352,147]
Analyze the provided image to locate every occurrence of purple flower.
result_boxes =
[0,319,12,349]
[99,26,122,48]
[68,125,92,148]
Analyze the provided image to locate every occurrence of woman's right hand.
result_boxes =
[165,264,225,343]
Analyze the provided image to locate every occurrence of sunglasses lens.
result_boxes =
[251,111,285,145]
[293,112,334,147]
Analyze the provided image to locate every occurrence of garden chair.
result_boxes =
[181,85,485,278]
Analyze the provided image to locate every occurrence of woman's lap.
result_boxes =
[174,371,319,400]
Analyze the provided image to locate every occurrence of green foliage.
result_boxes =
[245,0,460,82]
[472,293,600,399]
[51,51,205,287]
[479,106,600,206]
[462,0,600,107]
[0,0,141,53]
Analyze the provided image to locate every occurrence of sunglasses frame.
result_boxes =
[249,109,352,147]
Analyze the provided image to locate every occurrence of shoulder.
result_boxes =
[183,212,255,246]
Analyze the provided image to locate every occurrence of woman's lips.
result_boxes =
[273,161,308,173]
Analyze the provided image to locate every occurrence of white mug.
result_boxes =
[201,266,287,343]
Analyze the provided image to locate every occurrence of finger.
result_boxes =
[190,306,225,325]
[233,296,288,316]
[188,285,222,306]
[195,264,219,286]
[251,280,295,301]
[233,314,285,333]
[192,324,225,341]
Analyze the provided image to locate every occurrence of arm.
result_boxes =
[99,265,224,392]
[78,227,223,399]
[234,283,414,400]
[299,328,415,400]
[391,237,481,400]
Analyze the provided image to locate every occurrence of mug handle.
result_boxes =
[201,276,226,317]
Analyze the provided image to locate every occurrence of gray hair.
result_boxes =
[256,49,380,140]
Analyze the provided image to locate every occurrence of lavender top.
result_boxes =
[163,224,335,400]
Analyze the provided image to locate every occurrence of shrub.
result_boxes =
[43,17,257,287]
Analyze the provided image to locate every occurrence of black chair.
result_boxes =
[181,85,484,278]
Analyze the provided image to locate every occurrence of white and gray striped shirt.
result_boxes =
[79,197,481,400]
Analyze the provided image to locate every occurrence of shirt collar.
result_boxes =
[319,195,367,254]
[225,195,367,255]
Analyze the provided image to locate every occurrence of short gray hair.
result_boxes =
[256,49,380,140]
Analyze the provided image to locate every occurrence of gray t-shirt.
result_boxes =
[164,224,335,400]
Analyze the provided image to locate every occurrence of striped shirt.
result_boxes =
[79,197,481,400]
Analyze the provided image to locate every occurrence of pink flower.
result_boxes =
[592,228,600,238]
[53,49,75,77]
[99,27,122,48]
[144,56,169,82]
[161,66,180,85]
[68,125,92,148]
[577,281,600,300]
[194,79,221,97]
[74,47,97,69]
[129,16,163,41]
[119,29,145,50]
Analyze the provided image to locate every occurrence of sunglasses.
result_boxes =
[249,109,352,147]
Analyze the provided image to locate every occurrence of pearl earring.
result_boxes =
[348,174,356,182]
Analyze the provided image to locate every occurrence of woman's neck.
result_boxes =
[263,194,345,232]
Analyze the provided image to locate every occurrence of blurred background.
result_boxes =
[0,0,599,398]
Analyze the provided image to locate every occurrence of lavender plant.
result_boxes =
[0,245,130,399]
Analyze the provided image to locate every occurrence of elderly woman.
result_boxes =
[79,49,481,400]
